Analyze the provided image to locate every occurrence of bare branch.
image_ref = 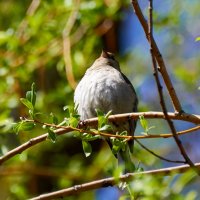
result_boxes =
[131,0,182,112]
[135,139,185,164]
[84,111,200,125]
[16,0,41,40]
[62,0,80,89]
[29,162,200,200]
[0,128,68,165]
[147,0,199,175]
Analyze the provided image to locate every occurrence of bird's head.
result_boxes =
[92,50,121,71]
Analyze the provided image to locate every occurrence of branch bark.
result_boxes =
[147,0,199,175]
[16,0,41,41]
[131,0,182,113]
[0,112,199,166]
[62,0,80,89]
[29,162,200,200]
[83,111,200,125]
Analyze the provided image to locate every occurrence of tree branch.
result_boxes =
[147,0,199,175]
[0,128,68,165]
[62,0,80,89]
[131,0,182,113]
[0,113,199,165]
[83,111,200,125]
[16,0,41,41]
[135,139,185,164]
[29,162,200,200]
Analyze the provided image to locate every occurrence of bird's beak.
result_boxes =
[101,50,109,58]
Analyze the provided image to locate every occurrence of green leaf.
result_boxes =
[26,82,36,106]
[31,82,36,106]
[172,170,196,193]
[20,98,34,110]
[195,36,200,42]
[69,116,79,127]
[74,104,79,114]
[96,109,104,128]
[105,110,112,119]
[95,108,104,117]
[26,91,33,105]
[47,128,57,143]
[63,106,71,118]
[82,140,92,157]
[50,113,58,124]
[110,134,128,155]
[13,121,36,134]
[139,115,155,135]
[99,124,113,132]
[29,110,35,119]
[113,165,124,183]
[119,131,128,136]
[95,109,107,129]
[112,144,121,155]
[139,115,148,130]
[95,109,112,129]
[73,114,80,119]
[136,167,144,172]
[82,133,101,141]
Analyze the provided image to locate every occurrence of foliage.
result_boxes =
[139,115,155,135]
[0,0,200,199]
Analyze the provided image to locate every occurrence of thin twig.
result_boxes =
[63,0,80,89]
[71,25,89,46]
[135,139,185,164]
[148,0,199,175]
[16,0,41,40]
[32,119,200,141]
[0,163,68,177]
[0,128,69,165]
[0,115,199,165]
[131,0,182,113]
[29,162,200,200]
[33,118,200,140]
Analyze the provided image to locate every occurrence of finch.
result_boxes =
[74,50,138,172]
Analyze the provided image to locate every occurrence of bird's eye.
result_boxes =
[108,53,115,60]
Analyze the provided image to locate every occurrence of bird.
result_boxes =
[74,50,138,172]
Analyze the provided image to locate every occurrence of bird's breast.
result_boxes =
[74,67,136,120]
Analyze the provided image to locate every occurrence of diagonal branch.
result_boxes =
[16,0,41,41]
[29,162,200,200]
[135,139,185,164]
[147,0,199,175]
[0,128,68,165]
[132,0,182,113]
[62,0,80,89]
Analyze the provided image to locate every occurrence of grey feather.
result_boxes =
[74,50,138,172]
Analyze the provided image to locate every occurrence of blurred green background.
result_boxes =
[0,0,200,199]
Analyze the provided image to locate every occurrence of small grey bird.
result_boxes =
[74,50,138,172]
